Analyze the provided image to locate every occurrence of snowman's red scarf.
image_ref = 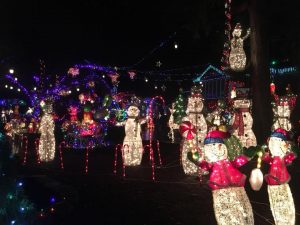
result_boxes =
[232,108,249,136]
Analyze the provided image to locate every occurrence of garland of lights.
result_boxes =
[220,0,232,70]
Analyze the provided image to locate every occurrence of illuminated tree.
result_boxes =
[173,91,186,125]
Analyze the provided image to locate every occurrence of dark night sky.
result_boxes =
[0,0,300,96]
[0,1,232,72]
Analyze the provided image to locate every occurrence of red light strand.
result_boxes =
[144,144,155,181]
[156,140,162,166]
[113,144,126,177]
[35,138,41,164]
[58,141,65,170]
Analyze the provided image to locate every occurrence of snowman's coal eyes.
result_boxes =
[213,144,215,146]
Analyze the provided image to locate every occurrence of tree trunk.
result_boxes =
[249,0,272,144]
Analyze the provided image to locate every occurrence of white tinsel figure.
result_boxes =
[38,100,56,162]
[180,86,207,175]
[263,128,296,225]
[229,23,250,72]
[117,104,146,166]
[1,109,7,124]
[231,98,257,148]
[272,89,297,132]
[189,130,254,225]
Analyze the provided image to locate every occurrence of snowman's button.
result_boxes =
[243,114,246,117]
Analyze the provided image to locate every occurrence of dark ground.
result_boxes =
[16,139,300,225]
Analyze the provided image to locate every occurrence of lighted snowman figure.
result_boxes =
[180,86,207,175]
[229,23,250,72]
[198,130,254,225]
[272,93,297,132]
[1,109,7,124]
[231,98,257,148]
[38,100,56,162]
[263,128,296,225]
[117,103,147,166]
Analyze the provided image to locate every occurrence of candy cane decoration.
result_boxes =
[113,144,127,178]
[144,144,155,181]
[148,96,165,164]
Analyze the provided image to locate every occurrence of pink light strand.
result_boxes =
[85,142,90,174]
[58,141,65,170]
[22,136,28,164]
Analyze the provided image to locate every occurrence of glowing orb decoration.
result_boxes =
[270,82,276,95]
[229,23,250,72]
[249,168,263,191]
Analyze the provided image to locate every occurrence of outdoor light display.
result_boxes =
[206,99,227,132]
[231,98,256,148]
[272,91,297,132]
[62,94,106,149]
[229,23,250,72]
[180,86,207,175]
[116,103,146,166]
[263,128,296,225]
[168,103,178,143]
[198,130,254,225]
[38,100,56,162]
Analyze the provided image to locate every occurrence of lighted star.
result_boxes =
[156,61,162,68]
[26,107,34,114]
[109,73,120,84]
[68,68,80,77]
[128,71,136,80]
